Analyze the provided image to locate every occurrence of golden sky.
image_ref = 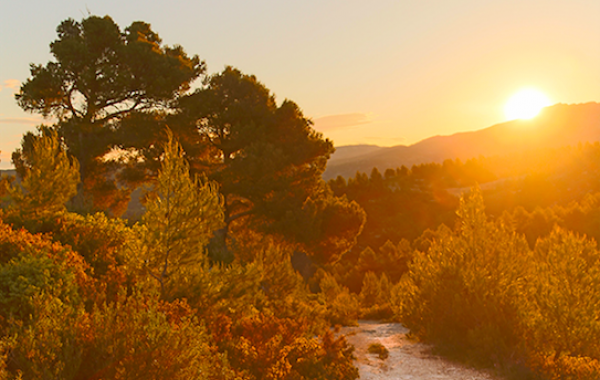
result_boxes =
[1,0,599,168]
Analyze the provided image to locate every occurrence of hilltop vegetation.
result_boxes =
[324,102,600,179]
[2,13,600,380]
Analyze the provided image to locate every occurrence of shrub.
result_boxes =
[4,295,82,380]
[359,271,393,320]
[318,271,359,326]
[529,354,600,380]
[368,342,389,360]
[394,187,530,365]
[394,188,600,378]
[2,212,135,304]
[211,312,358,380]
[524,227,600,361]
[0,221,89,322]
[77,289,216,380]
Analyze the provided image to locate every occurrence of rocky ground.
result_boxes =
[341,321,501,380]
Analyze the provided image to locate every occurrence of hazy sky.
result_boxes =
[1,0,599,168]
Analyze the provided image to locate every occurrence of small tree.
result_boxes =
[394,187,530,364]
[141,130,223,297]
[10,127,79,216]
[527,227,600,361]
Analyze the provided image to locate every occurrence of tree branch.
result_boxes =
[226,209,254,224]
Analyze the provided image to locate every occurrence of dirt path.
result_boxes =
[341,321,501,380]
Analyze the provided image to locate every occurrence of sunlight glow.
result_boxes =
[504,89,552,120]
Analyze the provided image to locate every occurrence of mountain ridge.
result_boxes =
[325,102,600,179]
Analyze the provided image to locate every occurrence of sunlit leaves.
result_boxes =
[10,128,79,216]
[395,187,531,364]
[527,227,600,359]
[141,130,223,296]
[395,186,600,376]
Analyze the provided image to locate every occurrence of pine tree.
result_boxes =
[10,127,79,216]
[15,15,204,215]
[141,129,223,297]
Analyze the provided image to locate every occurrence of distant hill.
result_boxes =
[324,102,600,179]
[0,169,16,178]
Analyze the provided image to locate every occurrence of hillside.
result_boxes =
[0,170,16,178]
[324,102,600,179]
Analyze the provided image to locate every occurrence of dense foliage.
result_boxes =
[325,143,600,378]
[15,15,203,215]
[172,67,365,265]
[2,15,365,378]
[10,127,79,217]
[5,12,600,380]
[0,167,359,379]
[393,189,600,379]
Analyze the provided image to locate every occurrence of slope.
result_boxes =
[324,102,600,179]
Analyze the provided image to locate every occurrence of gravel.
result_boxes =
[340,321,502,380]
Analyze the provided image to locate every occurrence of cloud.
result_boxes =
[0,79,21,92]
[0,117,43,125]
[0,150,10,160]
[313,113,371,131]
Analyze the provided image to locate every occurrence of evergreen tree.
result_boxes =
[175,67,365,264]
[394,187,530,364]
[10,127,79,216]
[15,15,203,214]
[141,130,223,297]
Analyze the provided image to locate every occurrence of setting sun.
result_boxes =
[504,89,552,120]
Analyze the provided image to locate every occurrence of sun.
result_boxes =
[504,88,552,120]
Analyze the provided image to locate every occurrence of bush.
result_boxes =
[211,312,358,380]
[359,271,393,320]
[0,221,89,323]
[185,239,359,380]
[394,188,600,378]
[3,295,82,380]
[318,271,359,326]
[368,342,389,360]
[524,227,600,362]
[77,289,216,380]
[2,212,134,304]
[530,354,600,380]
[394,187,530,365]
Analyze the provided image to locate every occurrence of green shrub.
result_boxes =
[318,271,359,326]
[394,187,530,365]
[359,271,393,320]
[4,295,82,380]
[394,187,600,378]
[524,227,600,361]
[530,354,600,380]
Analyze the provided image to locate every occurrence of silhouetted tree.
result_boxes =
[15,15,203,214]
[175,67,364,264]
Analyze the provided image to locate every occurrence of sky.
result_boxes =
[1,0,599,169]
